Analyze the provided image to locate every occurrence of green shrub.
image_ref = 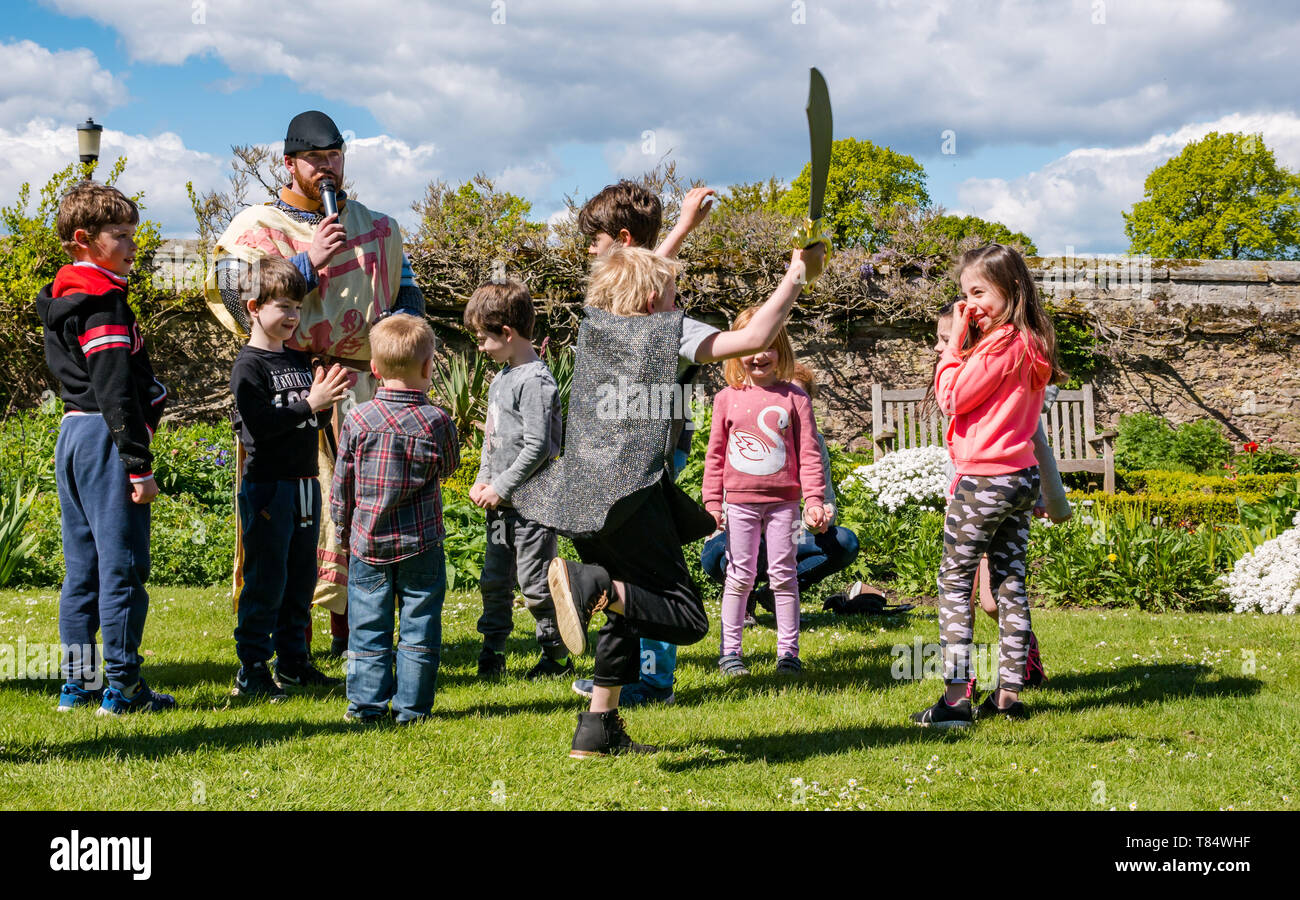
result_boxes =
[150,420,236,509]
[1230,442,1300,475]
[1030,506,1229,612]
[0,403,62,494]
[1169,419,1231,472]
[1073,491,1256,528]
[1114,413,1231,474]
[1116,469,1295,495]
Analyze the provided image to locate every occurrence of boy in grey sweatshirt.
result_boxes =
[465,281,569,679]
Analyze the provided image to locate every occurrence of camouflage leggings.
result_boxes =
[937,467,1039,690]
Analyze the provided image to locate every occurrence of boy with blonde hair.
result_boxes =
[514,240,825,756]
[332,314,459,723]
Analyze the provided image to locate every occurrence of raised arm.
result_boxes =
[695,245,825,364]
[655,187,716,260]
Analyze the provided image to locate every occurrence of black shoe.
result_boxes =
[233,661,287,702]
[477,648,506,678]
[525,653,574,680]
[976,691,1028,721]
[569,709,659,758]
[327,636,348,659]
[910,693,974,729]
[275,657,341,688]
[751,586,775,614]
[548,558,613,656]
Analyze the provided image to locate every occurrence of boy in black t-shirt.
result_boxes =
[229,256,351,699]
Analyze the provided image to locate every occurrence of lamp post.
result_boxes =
[76,118,103,165]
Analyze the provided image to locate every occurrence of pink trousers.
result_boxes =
[720,500,801,659]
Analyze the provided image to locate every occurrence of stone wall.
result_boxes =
[790,258,1300,454]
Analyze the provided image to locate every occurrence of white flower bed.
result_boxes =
[1220,512,1300,614]
[840,445,950,512]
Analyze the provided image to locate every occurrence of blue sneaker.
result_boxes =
[96,680,177,716]
[570,678,674,706]
[619,680,675,707]
[56,682,103,712]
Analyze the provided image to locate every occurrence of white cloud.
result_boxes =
[0,120,226,237]
[38,0,1300,189]
[0,39,127,129]
[956,112,1300,254]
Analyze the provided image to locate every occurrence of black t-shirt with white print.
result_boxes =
[230,345,327,482]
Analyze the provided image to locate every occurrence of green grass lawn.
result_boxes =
[1,586,1296,810]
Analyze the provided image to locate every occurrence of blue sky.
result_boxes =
[5,0,1300,252]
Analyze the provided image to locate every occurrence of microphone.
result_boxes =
[320,178,338,218]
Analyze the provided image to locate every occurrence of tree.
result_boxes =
[930,214,1037,256]
[0,158,164,406]
[1123,132,1300,259]
[777,137,930,250]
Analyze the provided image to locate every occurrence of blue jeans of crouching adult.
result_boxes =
[699,525,861,592]
[56,414,152,691]
[346,545,446,722]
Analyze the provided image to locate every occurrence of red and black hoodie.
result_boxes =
[36,263,168,483]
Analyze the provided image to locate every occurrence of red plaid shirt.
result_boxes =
[331,388,459,565]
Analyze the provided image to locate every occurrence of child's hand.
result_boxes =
[1050,504,1073,525]
[678,187,717,233]
[791,243,826,286]
[131,476,159,505]
[478,485,502,510]
[803,504,827,533]
[1032,503,1047,519]
[711,509,726,531]
[307,363,351,412]
[469,483,485,505]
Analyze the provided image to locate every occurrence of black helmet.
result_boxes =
[284,110,345,154]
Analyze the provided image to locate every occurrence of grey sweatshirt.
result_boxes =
[476,359,562,505]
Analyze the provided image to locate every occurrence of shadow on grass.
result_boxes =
[656,723,950,770]
[1039,663,1262,713]
[1,718,360,764]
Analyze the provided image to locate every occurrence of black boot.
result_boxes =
[548,558,613,656]
[569,709,659,758]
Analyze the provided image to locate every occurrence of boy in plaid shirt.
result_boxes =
[331,314,459,724]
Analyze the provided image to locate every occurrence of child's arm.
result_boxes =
[655,187,716,259]
[77,301,157,500]
[233,362,350,443]
[482,376,557,507]
[431,408,461,482]
[793,392,826,530]
[935,323,1019,417]
[1031,418,1072,522]
[695,245,825,363]
[815,431,836,522]
[330,415,356,550]
[701,392,730,527]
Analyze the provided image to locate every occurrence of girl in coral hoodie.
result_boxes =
[703,308,826,676]
[913,244,1065,729]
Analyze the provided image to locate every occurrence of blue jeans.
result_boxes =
[700,526,861,591]
[235,478,319,666]
[56,414,152,691]
[346,545,446,722]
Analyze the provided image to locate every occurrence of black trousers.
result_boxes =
[573,478,709,687]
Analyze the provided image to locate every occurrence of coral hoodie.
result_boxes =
[935,324,1051,475]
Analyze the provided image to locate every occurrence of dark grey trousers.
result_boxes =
[478,507,564,657]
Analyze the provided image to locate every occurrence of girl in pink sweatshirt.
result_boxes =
[703,308,826,675]
[912,244,1064,729]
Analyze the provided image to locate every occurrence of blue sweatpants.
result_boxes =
[55,414,152,691]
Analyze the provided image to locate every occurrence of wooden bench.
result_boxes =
[870,382,1116,493]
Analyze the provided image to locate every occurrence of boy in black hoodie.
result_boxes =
[36,181,173,714]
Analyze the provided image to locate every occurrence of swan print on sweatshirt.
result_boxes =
[703,382,825,514]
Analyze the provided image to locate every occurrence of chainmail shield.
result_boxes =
[512,306,683,539]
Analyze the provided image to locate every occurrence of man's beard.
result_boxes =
[291,165,341,204]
